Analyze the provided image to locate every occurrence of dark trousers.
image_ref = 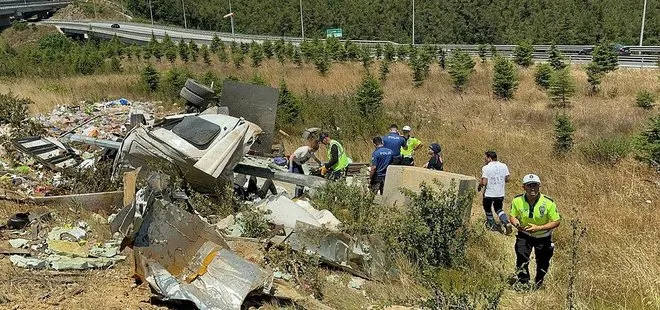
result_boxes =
[515,234,554,285]
[401,157,414,166]
[483,196,508,224]
[370,175,385,195]
[291,162,304,197]
[391,156,403,165]
[327,169,345,181]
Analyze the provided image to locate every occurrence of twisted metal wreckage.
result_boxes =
[12,80,389,309]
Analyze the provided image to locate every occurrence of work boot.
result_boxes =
[485,219,497,231]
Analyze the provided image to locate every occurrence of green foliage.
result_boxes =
[513,40,534,67]
[249,73,267,85]
[276,80,301,128]
[188,40,199,62]
[161,66,192,99]
[354,74,384,119]
[548,68,576,106]
[438,49,447,69]
[200,44,211,65]
[635,115,660,169]
[12,21,28,31]
[313,46,330,76]
[384,181,473,269]
[478,44,487,63]
[635,90,655,110]
[489,44,498,58]
[492,56,518,99]
[384,43,395,61]
[109,56,122,73]
[585,62,605,94]
[125,0,660,45]
[284,42,295,59]
[375,43,383,59]
[0,92,31,128]
[237,208,271,239]
[344,39,360,61]
[210,34,221,53]
[447,50,475,92]
[178,38,189,62]
[554,113,576,155]
[534,63,553,89]
[396,44,409,60]
[217,43,229,64]
[548,44,566,70]
[592,42,618,73]
[360,46,373,70]
[250,41,264,67]
[232,48,245,68]
[150,34,162,61]
[262,39,273,58]
[311,181,377,236]
[165,45,177,64]
[141,64,160,91]
[292,48,302,67]
[580,136,632,166]
[379,60,390,81]
[200,70,221,92]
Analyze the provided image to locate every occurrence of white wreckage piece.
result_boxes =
[112,110,263,193]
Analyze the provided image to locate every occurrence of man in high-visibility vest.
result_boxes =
[318,132,349,180]
[509,174,561,291]
[400,125,422,166]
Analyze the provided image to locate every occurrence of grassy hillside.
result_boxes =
[0,29,659,308]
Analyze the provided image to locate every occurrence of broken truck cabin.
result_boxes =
[2,79,477,309]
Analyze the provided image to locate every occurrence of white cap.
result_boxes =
[522,174,541,185]
[402,125,412,131]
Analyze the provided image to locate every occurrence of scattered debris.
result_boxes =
[8,238,29,248]
[9,255,47,269]
[6,213,30,230]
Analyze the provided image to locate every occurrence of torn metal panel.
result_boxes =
[12,136,81,170]
[31,191,123,214]
[235,156,327,188]
[219,81,278,153]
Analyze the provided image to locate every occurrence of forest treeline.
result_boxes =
[125,0,659,45]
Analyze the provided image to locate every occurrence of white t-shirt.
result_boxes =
[292,146,318,165]
[481,161,509,198]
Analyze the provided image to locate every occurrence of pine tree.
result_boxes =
[165,45,177,64]
[293,48,302,67]
[131,44,141,61]
[514,40,534,67]
[635,90,655,110]
[384,43,395,61]
[492,56,518,99]
[344,40,360,61]
[263,40,273,59]
[448,49,475,92]
[284,42,295,59]
[361,46,373,71]
[124,44,133,60]
[379,60,390,81]
[150,34,162,62]
[396,44,409,60]
[179,39,189,63]
[200,44,211,65]
[274,39,285,61]
[592,42,618,73]
[585,62,604,94]
[548,44,566,70]
[410,46,432,87]
[217,42,229,64]
[141,64,159,91]
[534,63,553,89]
[489,44,498,58]
[314,49,330,75]
[355,74,384,119]
[375,44,383,59]
[210,34,221,53]
[478,44,487,63]
[142,44,152,60]
[548,68,576,107]
[554,113,575,155]
[188,40,199,62]
[276,80,301,127]
[109,56,122,73]
[250,41,264,67]
[636,115,660,169]
[232,48,244,68]
[438,49,446,70]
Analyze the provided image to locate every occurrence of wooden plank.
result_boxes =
[0,248,30,255]
[31,191,123,214]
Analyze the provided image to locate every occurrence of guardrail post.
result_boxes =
[640,56,644,68]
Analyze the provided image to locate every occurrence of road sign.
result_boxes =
[326,28,342,38]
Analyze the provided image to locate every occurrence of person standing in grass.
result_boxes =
[509,174,561,291]
[369,136,393,194]
[423,143,443,170]
[382,124,408,165]
[400,125,422,166]
[478,151,512,234]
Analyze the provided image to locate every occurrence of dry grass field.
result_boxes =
[0,57,658,309]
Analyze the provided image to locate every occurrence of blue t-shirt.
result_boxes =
[382,133,407,157]
[371,146,393,177]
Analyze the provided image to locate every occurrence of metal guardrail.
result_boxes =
[43,19,660,59]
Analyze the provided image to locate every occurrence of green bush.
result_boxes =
[635,90,655,110]
[141,64,160,91]
[513,40,534,67]
[12,21,28,31]
[554,113,575,155]
[0,92,31,128]
[548,68,576,107]
[276,80,301,129]
[161,67,192,99]
[384,181,474,269]
[534,63,553,89]
[635,115,660,169]
[237,208,271,239]
[448,49,475,92]
[580,137,632,166]
[492,56,518,99]
[311,181,377,236]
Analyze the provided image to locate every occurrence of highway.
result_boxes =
[42,19,660,68]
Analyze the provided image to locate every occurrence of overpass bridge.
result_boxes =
[0,0,70,27]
